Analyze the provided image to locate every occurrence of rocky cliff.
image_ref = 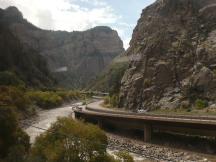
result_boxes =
[119,0,216,111]
[0,7,54,87]
[1,6,124,88]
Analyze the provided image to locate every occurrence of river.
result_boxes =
[25,105,73,143]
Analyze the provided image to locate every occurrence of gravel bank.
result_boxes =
[107,133,215,162]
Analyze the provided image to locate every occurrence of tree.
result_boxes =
[0,106,30,159]
[0,71,25,87]
[30,118,109,162]
[0,86,31,114]
[26,91,63,109]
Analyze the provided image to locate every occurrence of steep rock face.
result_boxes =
[0,7,54,87]
[119,0,216,111]
[1,7,124,88]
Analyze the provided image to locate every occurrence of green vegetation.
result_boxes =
[195,99,208,109]
[27,91,63,109]
[0,86,35,119]
[103,94,119,108]
[115,151,134,162]
[1,113,130,162]
[0,23,54,88]
[89,62,128,94]
[56,90,84,102]
[0,106,30,161]
[27,90,84,109]
[93,61,128,109]
[0,71,25,87]
[0,69,128,162]
[29,117,122,162]
[110,95,119,107]
[104,96,110,105]
[0,86,85,122]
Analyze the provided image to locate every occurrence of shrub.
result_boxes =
[104,96,110,105]
[27,91,63,109]
[110,95,119,107]
[56,90,83,102]
[115,151,134,162]
[195,99,208,109]
[108,63,128,96]
[0,86,31,117]
[103,95,119,108]
[0,71,25,87]
[144,79,151,87]
[186,85,205,102]
[30,117,108,162]
[0,106,30,159]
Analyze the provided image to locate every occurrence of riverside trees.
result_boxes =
[30,117,118,162]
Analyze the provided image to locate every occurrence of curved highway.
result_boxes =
[84,100,216,125]
[75,100,216,140]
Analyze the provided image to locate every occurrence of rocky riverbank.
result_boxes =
[107,133,215,162]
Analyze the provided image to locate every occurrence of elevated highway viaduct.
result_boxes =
[74,101,216,142]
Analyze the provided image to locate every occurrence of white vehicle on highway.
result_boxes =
[137,109,147,113]
[76,106,83,111]
[74,102,83,106]
[72,102,83,111]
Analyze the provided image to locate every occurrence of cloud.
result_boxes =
[36,10,54,29]
[0,0,132,48]
[113,22,135,49]
[79,0,107,6]
[0,0,119,30]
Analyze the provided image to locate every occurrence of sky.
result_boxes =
[0,0,155,49]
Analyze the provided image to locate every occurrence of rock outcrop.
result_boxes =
[1,6,124,88]
[119,0,216,111]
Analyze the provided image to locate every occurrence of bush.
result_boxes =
[56,90,83,102]
[27,90,84,109]
[0,71,25,87]
[195,99,208,109]
[115,151,134,162]
[0,86,32,118]
[0,106,30,159]
[30,117,108,162]
[103,95,119,108]
[104,96,110,105]
[110,95,119,107]
[27,91,63,109]
[144,79,151,87]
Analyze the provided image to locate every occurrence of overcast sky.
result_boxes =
[0,0,155,49]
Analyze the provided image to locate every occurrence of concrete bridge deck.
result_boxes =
[74,100,216,142]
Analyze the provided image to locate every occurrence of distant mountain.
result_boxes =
[0,7,54,87]
[119,0,216,111]
[0,6,124,88]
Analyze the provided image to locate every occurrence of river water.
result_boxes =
[24,103,149,161]
[25,105,73,143]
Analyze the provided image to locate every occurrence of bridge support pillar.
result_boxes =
[144,124,152,142]
[97,120,103,128]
